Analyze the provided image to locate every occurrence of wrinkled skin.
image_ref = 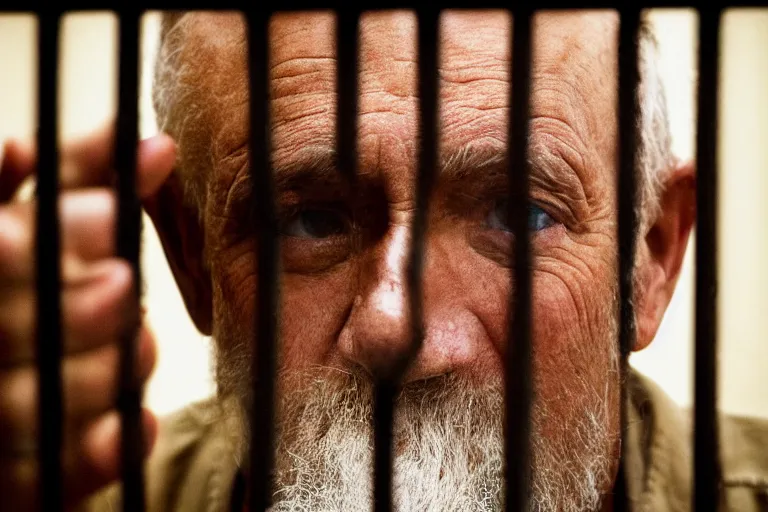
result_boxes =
[0,9,695,511]
[146,9,695,510]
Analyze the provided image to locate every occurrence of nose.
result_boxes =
[338,226,414,379]
[338,225,483,382]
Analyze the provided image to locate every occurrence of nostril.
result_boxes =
[360,335,419,382]
[338,290,416,381]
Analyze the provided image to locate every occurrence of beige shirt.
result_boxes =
[85,370,768,511]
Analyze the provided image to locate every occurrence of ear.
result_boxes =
[143,171,213,335]
[633,160,696,352]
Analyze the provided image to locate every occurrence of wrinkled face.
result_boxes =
[169,10,625,511]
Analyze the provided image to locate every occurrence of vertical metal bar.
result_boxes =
[36,9,63,512]
[505,8,533,512]
[115,8,145,512]
[336,9,359,183]
[373,8,439,512]
[373,378,395,512]
[614,8,640,512]
[693,8,723,512]
[247,9,278,512]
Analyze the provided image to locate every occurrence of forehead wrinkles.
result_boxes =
[193,10,619,206]
[268,11,421,185]
[356,11,418,188]
[358,11,418,106]
[436,10,619,195]
[269,12,337,165]
[438,11,511,150]
[531,12,619,171]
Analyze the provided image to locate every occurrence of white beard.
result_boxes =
[214,288,620,512]
[249,367,616,512]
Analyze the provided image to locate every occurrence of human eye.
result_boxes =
[486,198,557,233]
[280,207,350,239]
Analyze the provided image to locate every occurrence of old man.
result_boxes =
[0,8,766,512]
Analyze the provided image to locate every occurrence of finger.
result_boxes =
[60,129,176,197]
[69,408,158,503]
[0,260,134,363]
[0,190,118,281]
[0,139,36,203]
[136,133,177,199]
[59,122,115,185]
[0,408,157,510]
[0,125,176,196]
[0,206,31,279]
[0,126,116,195]
[60,189,117,259]
[0,324,156,441]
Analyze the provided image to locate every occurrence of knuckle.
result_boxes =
[0,210,28,271]
[64,262,133,352]
[97,287,131,335]
[0,369,34,437]
[0,291,32,362]
[66,345,119,415]
[63,188,116,216]
[61,189,118,259]
[75,278,129,329]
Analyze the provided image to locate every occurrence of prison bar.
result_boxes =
[370,7,440,512]
[246,8,280,512]
[694,7,724,512]
[6,0,768,13]
[336,9,360,184]
[505,8,534,512]
[615,7,641,512]
[114,8,147,512]
[13,3,743,512]
[373,375,396,512]
[36,9,64,512]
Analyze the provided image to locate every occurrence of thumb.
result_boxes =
[137,133,177,200]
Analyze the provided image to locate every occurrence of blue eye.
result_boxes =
[487,200,555,233]
[281,209,349,239]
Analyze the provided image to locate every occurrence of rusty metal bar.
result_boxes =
[36,9,64,512]
[693,7,723,511]
[614,7,641,512]
[115,8,146,512]
[505,8,533,512]
[246,8,279,512]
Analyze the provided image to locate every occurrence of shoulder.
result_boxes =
[82,399,239,512]
[628,370,768,511]
[720,413,768,509]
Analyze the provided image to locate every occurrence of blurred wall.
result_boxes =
[0,10,766,418]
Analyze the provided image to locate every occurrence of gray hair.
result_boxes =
[636,20,675,230]
[153,12,674,231]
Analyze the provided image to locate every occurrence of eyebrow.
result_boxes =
[222,146,342,218]
[439,139,588,212]
[274,146,344,192]
[223,137,587,216]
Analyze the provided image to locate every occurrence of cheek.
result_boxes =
[530,238,620,433]
[209,237,356,371]
[532,239,617,377]
[468,231,616,355]
[278,267,356,369]
[468,229,619,415]
[211,240,259,350]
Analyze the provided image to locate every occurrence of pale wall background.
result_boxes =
[0,10,766,418]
